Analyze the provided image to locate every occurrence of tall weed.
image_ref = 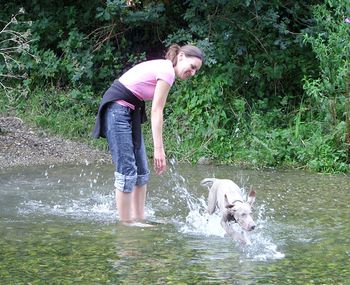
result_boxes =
[302,0,350,169]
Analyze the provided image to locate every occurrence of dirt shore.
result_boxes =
[0,116,111,169]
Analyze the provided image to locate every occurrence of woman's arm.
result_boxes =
[151,79,171,175]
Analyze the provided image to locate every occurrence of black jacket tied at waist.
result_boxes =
[92,80,147,149]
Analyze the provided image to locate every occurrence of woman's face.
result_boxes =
[174,52,202,80]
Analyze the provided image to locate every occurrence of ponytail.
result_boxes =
[165,44,204,67]
[165,44,181,66]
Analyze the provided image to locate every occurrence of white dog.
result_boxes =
[200,178,256,244]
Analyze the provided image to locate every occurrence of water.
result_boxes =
[1,162,349,284]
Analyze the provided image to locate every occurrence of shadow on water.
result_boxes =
[0,162,349,284]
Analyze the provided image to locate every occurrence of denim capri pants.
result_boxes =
[102,102,150,193]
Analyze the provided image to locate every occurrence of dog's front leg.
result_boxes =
[220,215,249,244]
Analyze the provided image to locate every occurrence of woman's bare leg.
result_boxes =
[131,184,147,220]
[115,185,147,223]
[116,189,133,223]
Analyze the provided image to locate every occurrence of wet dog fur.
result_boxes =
[200,178,256,244]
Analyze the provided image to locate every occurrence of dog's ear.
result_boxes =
[200,178,214,188]
[247,188,256,206]
[224,194,234,209]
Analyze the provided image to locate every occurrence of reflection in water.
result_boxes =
[0,163,350,284]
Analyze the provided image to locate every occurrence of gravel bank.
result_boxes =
[0,116,111,169]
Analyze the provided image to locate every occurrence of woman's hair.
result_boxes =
[165,44,204,66]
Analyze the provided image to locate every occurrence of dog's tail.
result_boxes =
[200,178,217,188]
[201,178,218,215]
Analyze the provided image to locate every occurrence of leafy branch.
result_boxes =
[0,8,37,95]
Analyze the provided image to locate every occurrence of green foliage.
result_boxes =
[302,0,350,169]
[158,70,236,162]
[1,0,177,93]
[167,0,319,106]
[1,1,350,172]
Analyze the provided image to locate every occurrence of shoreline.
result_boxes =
[0,116,111,169]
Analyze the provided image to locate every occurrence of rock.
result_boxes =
[197,156,213,165]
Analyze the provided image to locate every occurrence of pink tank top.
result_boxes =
[118,59,175,109]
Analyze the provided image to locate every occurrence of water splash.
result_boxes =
[16,162,285,260]
[18,191,117,223]
[165,161,285,260]
[181,197,226,237]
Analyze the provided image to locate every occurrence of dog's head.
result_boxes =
[225,189,256,231]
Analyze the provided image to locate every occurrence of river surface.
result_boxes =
[1,162,349,284]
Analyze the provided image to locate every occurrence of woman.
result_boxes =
[93,44,204,225]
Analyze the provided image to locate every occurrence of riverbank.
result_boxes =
[0,116,111,169]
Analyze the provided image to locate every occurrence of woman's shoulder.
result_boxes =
[138,59,172,68]
[133,59,174,76]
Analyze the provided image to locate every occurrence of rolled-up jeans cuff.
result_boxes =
[114,171,137,193]
[114,171,150,192]
[136,171,150,186]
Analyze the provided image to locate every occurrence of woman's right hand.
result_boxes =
[151,79,171,176]
[154,147,166,175]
